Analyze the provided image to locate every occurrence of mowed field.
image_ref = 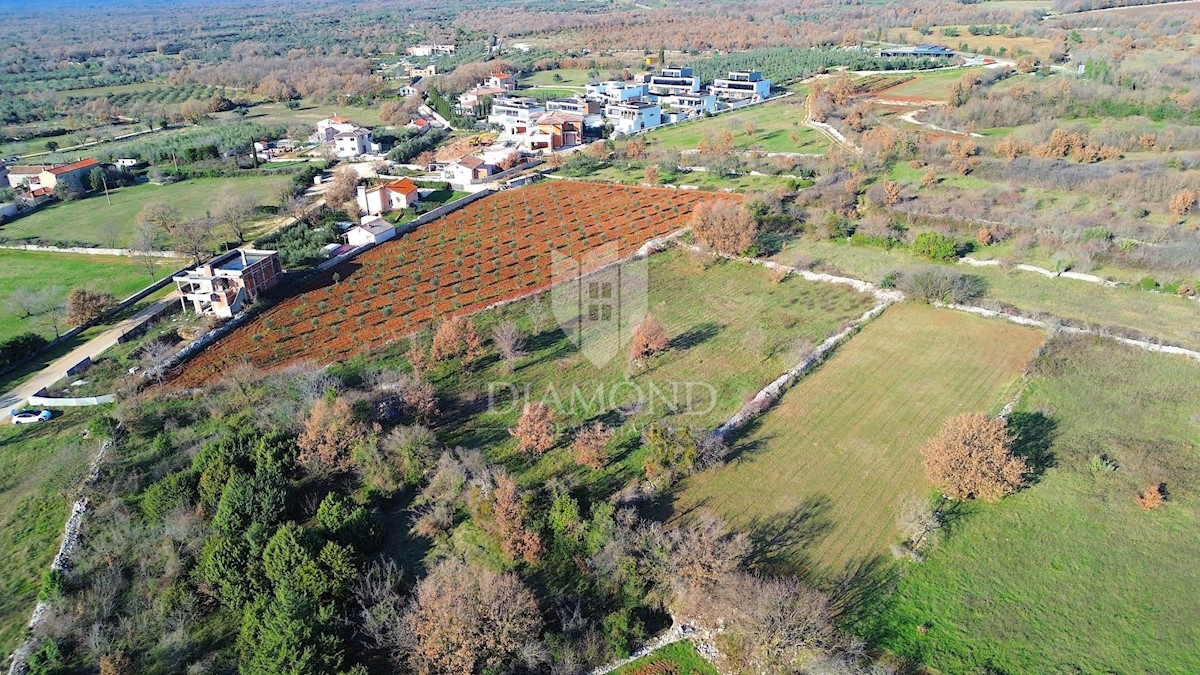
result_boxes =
[645,96,829,154]
[872,67,987,103]
[675,303,1043,572]
[873,335,1200,673]
[0,175,290,248]
[0,411,96,654]
[0,250,171,342]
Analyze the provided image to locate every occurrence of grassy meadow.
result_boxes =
[0,410,97,654]
[871,335,1200,673]
[0,175,290,248]
[645,97,829,154]
[675,303,1043,573]
[613,641,719,675]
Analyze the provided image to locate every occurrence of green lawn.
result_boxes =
[0,175,290,248]
[568,166,803,192]
[675,303,1043,573]
[646,97,829,154]
[226,100,384,128]
[0,410,97,655]
[873,67,986,101]
[0,250,178,342]
[771,238,1200,352]
[613,641,719,675]
[871,335,1200,673]
[520,68,595,87]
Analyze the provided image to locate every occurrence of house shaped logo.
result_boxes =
[551,242,647,367]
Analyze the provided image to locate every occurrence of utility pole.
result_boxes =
[101,172,111,206]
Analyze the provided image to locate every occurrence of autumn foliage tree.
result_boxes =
[1137,484,1165,510]
[572,422,614,470]
[690,200,757,256]
[629,313,669,366]
[430,315,484,362]
[65,288,117,326]
[1168,188,1196,220]
[297,395,367,473]
[509,402,557,454]
[922,412,1028,502]
[403,559,543,674]
[492,474,543,564]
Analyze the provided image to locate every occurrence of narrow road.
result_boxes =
[0,292,179,410]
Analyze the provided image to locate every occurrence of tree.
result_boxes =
[492,321,526,373]
[6,286,58,320]
[922,412,1028,502]
[921,169,938,188]
[325,166,360,208]
[172,216,217,265]
[430,315,484,362]
[66,288,117,326]
[1137,484,1165,510]
[493,474,543,564]
[912,231,958,262]
[1167,188,1195,220]
[297,395,367,473]
[130,223,168,280]
[690,200,757,256]
[629,313,669,366]
[572,422,613,470]
[88,166,106,192]
[215,187,259,243]
[509,402,557,454]
[403,559,543,674]
[644,163,660,185]
[180,99,209,124]
[882,179,902,206]
[136,202,181,234]
[359,424,438,491]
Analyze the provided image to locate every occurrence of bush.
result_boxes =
[922,412,1028,502]
[316,492,380,550]
[901,268,987,304]
[912,231,959,261]
[0,332,49,370]
[141,470,198,521]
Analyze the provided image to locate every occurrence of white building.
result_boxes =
[646,67,701,97]
[406,44,456,57]
[458,85,507,115]
[485,72,518,91]
[345,216,396,247]
[546,97,604,128]
[660,92,717,118]
[605,101,662,134]
[356,177,420,216]
[712,70,772,102]
[487,96,545,136]
[314,115,357,143]
[173,249,283,318]
[333,128,379,158]
[585,80,648,104]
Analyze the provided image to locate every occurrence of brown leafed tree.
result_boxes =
[882,180,902,206]
[922,412,1028,503]
[406,337,429,376]
[492,321,526,373]
[214,186,259,243]
[921,169,938,188]
[509,402,557,454]
[644,163,660,186]
[493,474,543,564]
[403,559,543,674]
[629,313,669,365]
[690,200,757,256]
[430,315,484,363]
[1167,188,1196,219]
[1137,484,1165,510]
[324,165,360,208]
[66,288,117,326]
[297,396,367,473]
[572,422,613,470]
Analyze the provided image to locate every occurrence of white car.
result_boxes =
[10,409,52,425]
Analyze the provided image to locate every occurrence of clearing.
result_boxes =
[871,335,1200,673]
[612,641,719,675]
[0,175,291,248]
[0,249,177,342]
[645,97,829,154]
[675,303,1043,572]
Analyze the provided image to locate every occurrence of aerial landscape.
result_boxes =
[0,0,1198,672]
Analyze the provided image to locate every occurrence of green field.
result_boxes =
[227,100,384,128]
[0,175,290,248]
[566,166,803,192]
[613,641,719,675]
[0,250,178,342]
[520,68,595,87]
[646,97,829,154]
[676,303,1043,572]
[873,67,986,101]
[771,238,1200,352]
[0,410,97,654]
[872,335,1200,673]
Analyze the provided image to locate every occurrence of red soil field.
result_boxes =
[171,181,737,387]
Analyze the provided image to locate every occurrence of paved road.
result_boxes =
[0,292,179,410]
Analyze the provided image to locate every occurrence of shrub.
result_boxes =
[912,231,958,261]
[0,332,49,370]
[66,288,118,326]
[922,412,1028,502]
[630,313,669,365]
[430,315,484,363]
[1137,484,1165,510]
[572,422,614,470]
[317,492,380,550]
[690,200,757,255]
[901,268,987,304]
[509,402,557,454]
[142,470,198,521]
[297,396,367,473]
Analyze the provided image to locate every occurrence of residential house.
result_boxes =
[344,216,396,247]
[115,158,141,169]
[399,76,422,98]
[645,66,701,97]
[879,44,956,58]
[406,44,456,57]
[444,155,490,187]
[457,85,507,115]
[659,92,717,120]
[333,128,379,158]
[356,177,421,215]
[173,249,283,318]
[525,111,585,152]
[485,72,518,91]
[585,80,647,104]
[6,158,97,195]
[546,96,604,127]
[604,101,662,134]
[314,115,358,142]
[405,118,432,133]
[487,96,545,136]
[410,64,438,78]
[6,165,47,190]
[711,70,772,102]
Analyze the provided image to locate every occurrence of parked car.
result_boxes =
[10,409,52,425]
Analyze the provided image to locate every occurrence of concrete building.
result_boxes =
[356,177,420,216]
[314,115,357,143]
[173,249,283,318]
[659,92,717,118]
[585,80,648,104]
[487,96,545,136]
[879,44,956,58]
[344,216,396,247]
[333,128,378,158]
[526,111,585,152]
[646,66,701,97]
[406,44,456,57]
[711,70,772,102]
[605,101,662,134]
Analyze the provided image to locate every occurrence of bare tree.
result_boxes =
[492,321,526,373]
[136,202,180,234]
[130,223,168,280]
[526,296,551,334]
[325,165,360,208]
[7,286,58,320]
[172,217,217,265]
[214,187,259,243]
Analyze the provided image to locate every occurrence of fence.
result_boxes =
[27,393,115,407]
